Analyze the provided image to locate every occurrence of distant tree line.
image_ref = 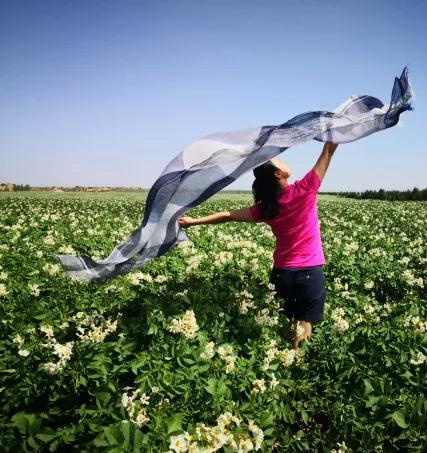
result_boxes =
[14,184,32,191]
[321,187,427,201]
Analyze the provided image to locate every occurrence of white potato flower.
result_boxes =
[52,342,74,360]
[252,379,267,394]
[277,348,296,368]
[139,393,150,405]
[364,281,374,290]
[134,408,150,428]
[58,244,76,254]
[13,334,25,347]
[168,310,199,339]
[43,361,63,375]
[0,283,8,297]
[335,318,350,332]
[43,235,56,245]
[238,436,254,452]
[43,263,61,276]
[410,352,426,366]
[169,432,191,452]
[200,341,215,360]
[28,283,41,296]
[269,374,279,389]
[40,325,54,338]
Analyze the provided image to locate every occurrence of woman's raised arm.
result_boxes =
[313,142,339,183]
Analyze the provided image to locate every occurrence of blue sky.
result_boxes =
[0,0,426,191]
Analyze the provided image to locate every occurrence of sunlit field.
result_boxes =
[0,192,425,452]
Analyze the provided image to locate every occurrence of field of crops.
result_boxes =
[0,193,426,452]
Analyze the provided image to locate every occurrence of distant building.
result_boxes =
[0,183,15,192]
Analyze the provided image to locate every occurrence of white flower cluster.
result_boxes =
[363,281,374,290]
[42,263,61,276]
[58,244,76,254]
[168,310,200,340]
[121,388,151,428]
[104,284,122,293]
[403,315,427,334]
[214,251,233,266]
[185,253,206,274]
[331,308,349,332]
[262,343,296,371]
[127,271,153,285]
[402,269,424,288]
[369,248,387,258]
[13,333,30,357]
[168,412,264,452]
[333,278,348,291]
[13,309,119,373]
[361,303,381,324]
[73,311,119,343]
[0,283,8,297]
[40,324,74,375]
[343,241,359,256]
[43,234,56,246]
[200,341,216,360]
[251,378,267,394]
[177,240,196,256]
[410,352,426,366]
[254,308,278,327]
[331,441,350,453]
[154,274,168,283]
[235,290,255,315]
[28,283,41,296]
[217,344,237,373]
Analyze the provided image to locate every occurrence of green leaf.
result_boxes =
[392,410,409,429]
[205,377,230,399]
[27,436,40,449]
[259,412,274,428]
[166,413,184,435]
[12,412,29,434]
[120,421,131,449]
[36,433,57,442]
[104,425,121,445]
[96,391,112,409]
[27,414,41,435]
[363,379,374,395]
[133,428,144,452]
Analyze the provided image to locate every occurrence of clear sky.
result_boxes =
[0,0,426,191]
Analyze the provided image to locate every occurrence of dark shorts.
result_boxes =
[269,265,326,323]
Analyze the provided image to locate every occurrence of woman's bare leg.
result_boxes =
[292,320,312,350]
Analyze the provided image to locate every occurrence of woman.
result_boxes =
[178,142,339,350]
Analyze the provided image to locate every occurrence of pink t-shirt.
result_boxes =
[249,169,325,269]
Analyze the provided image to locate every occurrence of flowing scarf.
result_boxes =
[58,68,413,281]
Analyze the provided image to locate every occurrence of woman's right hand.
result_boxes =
[178,216,195,227]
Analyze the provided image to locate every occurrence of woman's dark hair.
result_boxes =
[252,161,282,219]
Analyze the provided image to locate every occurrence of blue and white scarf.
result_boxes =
[58,68,413,281]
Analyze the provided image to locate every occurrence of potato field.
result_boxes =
[0,193,425,452]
